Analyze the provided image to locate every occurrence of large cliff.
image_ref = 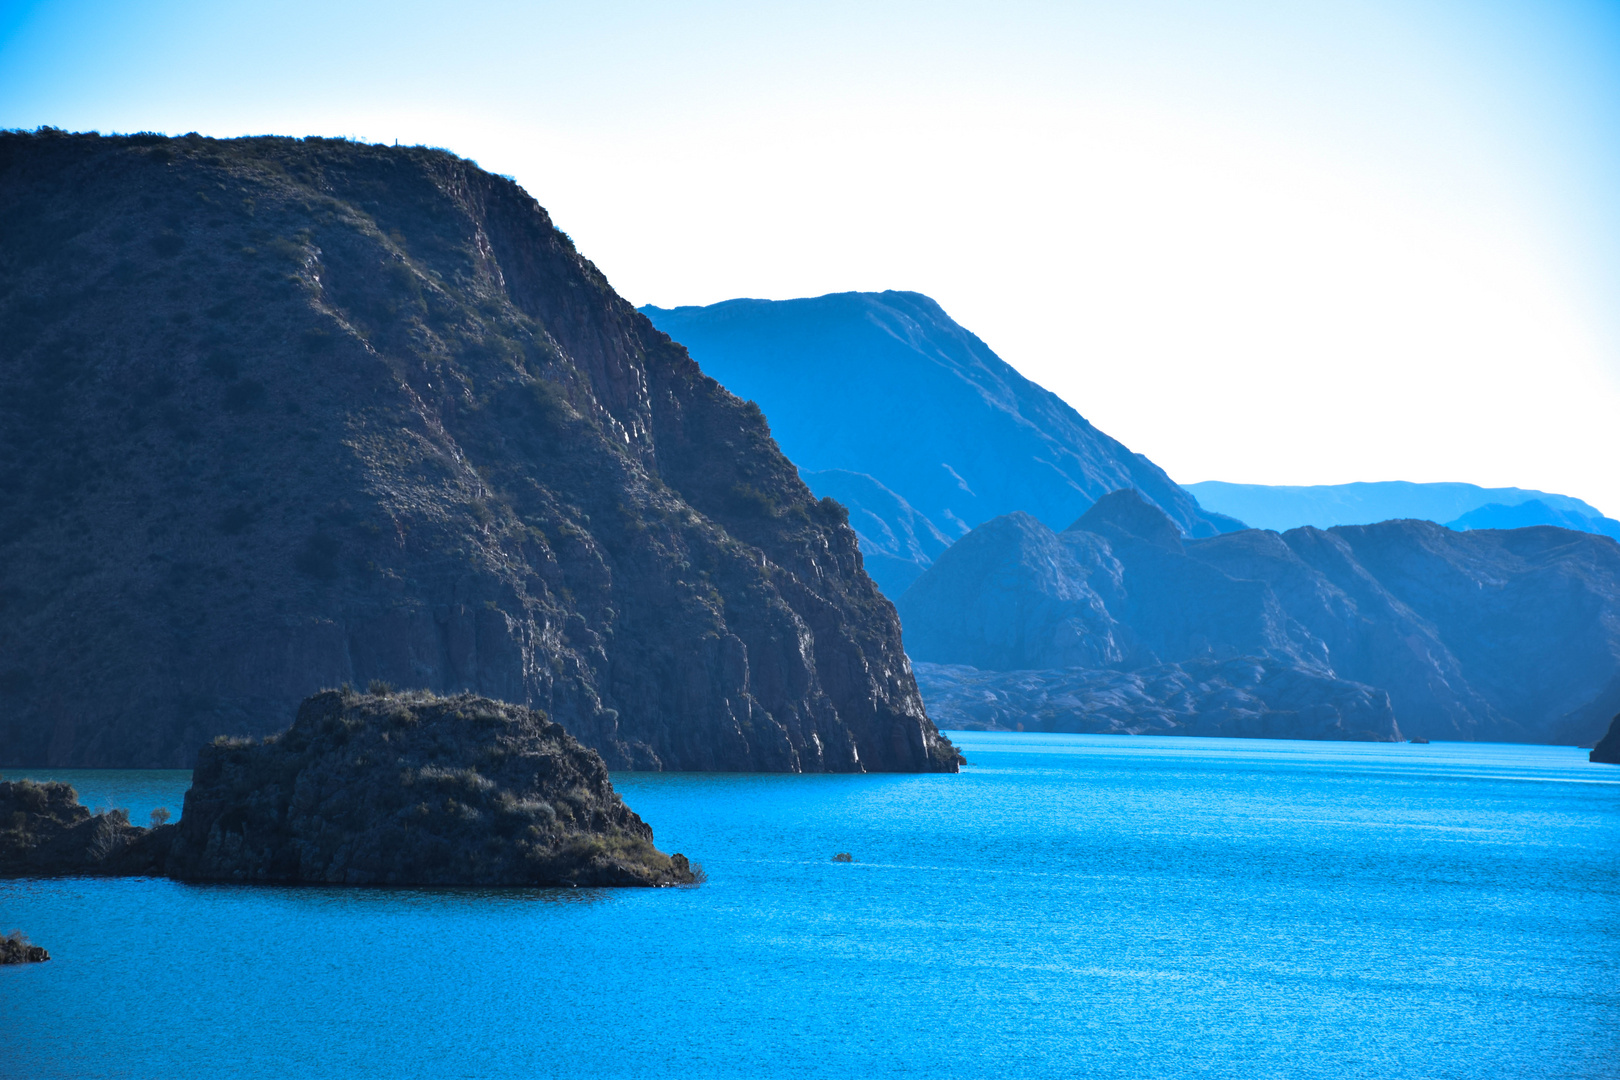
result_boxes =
[0,130,959,774]
[900,491,1620,744]
[641,293,1242,596]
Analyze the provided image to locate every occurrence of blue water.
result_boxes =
[2,735,1616,1079]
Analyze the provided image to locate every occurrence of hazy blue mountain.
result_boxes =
[1447,499,1620,540]
[899,490,1620,744]
[642,292,1241,595]
[796,469,953,596]
[1187,480,1618,537]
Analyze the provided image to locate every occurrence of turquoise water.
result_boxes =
[2,734,1616,1079]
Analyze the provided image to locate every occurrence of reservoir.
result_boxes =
[3,733,1616,1079]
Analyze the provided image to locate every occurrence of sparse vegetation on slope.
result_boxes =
[0,130,958,775]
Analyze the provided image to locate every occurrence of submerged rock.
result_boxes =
[1,689,699,887]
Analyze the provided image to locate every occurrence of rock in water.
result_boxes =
[164,689,693,885]
[0,777,166,877]
[0,932,49,964]
[1592,715,1620,764]
[0,130,958,775]
[2,689,699,887]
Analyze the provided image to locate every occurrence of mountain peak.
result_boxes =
[1072,489,1184,551]
[641,291,1234,595]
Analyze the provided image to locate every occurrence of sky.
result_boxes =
[3,0,1619,515]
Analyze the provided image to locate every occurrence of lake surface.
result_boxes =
[3,734,1617,1079]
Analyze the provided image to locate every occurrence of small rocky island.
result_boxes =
[1,931,49,964]
[1,689,698,887]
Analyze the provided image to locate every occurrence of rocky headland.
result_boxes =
[1591,714,1620,764]
[900,490,1620,744]
[0,131,957,775]
[2,689,698,886]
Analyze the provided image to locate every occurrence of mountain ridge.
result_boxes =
[641,292,1241,595]
[899,491,1620,744]
[1189,480,1620,540]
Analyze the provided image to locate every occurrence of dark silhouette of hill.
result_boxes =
[900,491,1620,744]
[1189,480,1620,540]
[1592,714,1620,763]
[641,293,1241,596]
[0,130,959,774]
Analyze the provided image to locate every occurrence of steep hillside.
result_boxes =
[0,130,959,774]
[900,492,1620,744]
[641,293,1241,595]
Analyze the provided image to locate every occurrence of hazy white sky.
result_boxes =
[4,0,1618,513]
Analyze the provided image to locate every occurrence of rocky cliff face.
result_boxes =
[1591,715,1620,764]
[641,293,1242,596]
[0,131,958,774]
[900,491,1620,744]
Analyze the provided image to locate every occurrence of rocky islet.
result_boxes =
[1,688,700,887]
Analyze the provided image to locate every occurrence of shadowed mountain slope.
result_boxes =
[900,491,1620,744]
[0,130,958,774]
[641,293,1240,595]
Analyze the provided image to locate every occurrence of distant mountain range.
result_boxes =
[899,492,1620,745]
[1188,481,1620,541]
[642,293,1241,595]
